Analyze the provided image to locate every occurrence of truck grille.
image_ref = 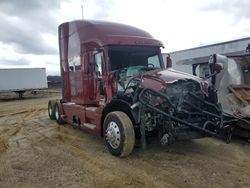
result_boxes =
[163,79,202,109]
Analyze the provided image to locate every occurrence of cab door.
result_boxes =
[83,50,102,104]
[81,51,97,105]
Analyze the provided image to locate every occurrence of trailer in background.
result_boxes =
[0,68,48,97]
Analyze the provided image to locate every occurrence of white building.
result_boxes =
[163,37,250,74]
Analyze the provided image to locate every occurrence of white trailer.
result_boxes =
[0,68,48,97]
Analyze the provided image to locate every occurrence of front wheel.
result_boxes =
[103,111,135,157]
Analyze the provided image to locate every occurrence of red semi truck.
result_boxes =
[48,20,230,157]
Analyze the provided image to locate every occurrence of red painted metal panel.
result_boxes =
[62,103,102,136]
[59,20,163,48]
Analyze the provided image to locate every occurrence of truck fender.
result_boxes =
[101,99,137,136]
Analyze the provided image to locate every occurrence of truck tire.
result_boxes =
[103,111,135,157]
[55,103,65,125]
[48,100,56,120]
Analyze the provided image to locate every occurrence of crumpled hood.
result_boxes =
[141,68,203,90]
[144,68,202,83]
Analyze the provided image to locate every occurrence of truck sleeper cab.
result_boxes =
[48,20,227,157]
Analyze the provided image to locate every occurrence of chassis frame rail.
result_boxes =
[138,88,227,138]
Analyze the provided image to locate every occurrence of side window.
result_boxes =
[148,55,161,68]
[69,55,81,71]
[94,52,103,76]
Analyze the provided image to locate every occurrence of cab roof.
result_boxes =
[59,20,163,47]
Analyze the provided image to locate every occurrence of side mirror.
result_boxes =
[208,54,226,75]
[166,55,172,68]
[213,63,224,73]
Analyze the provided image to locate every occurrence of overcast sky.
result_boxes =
[0,0,250,75]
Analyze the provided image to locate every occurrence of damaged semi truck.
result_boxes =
[48,20,230,157]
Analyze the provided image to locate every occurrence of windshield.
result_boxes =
[108,45,163,71]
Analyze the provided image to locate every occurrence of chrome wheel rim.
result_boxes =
[105,121,121,149]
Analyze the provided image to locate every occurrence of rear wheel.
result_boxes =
[55,103,65,125]
[103,111,135,157]
[48,100,56,120]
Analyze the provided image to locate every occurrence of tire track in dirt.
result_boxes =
[0,139,11,187]
[19,107,47,121]
[52,128,167,188]
[52,124,250,188]
[0,110,28,118]
[10,123,97,187]
[0,137,8,154]
[0,108,51,157]
[0,126,22,140]
[18,121,140,187]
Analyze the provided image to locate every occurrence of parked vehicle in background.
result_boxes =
[0,68,48,97]
[179,54,250,139]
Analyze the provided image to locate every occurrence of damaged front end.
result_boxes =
[138,78,230,145]
[113,67,232,148]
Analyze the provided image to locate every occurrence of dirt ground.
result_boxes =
[0,90,250,188]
